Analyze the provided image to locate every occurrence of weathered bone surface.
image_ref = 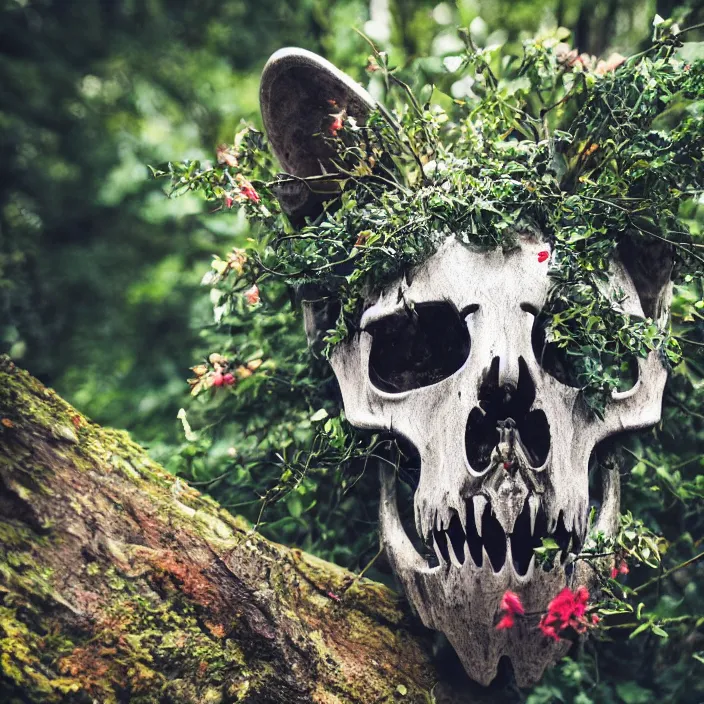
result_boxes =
[260,48,673,687]
[330,236,671,684]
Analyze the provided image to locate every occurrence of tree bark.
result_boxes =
[0,357,505,704]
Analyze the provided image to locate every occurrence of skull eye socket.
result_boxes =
[367,302,471,393]
[525,304,639,393]
[525,304,582,388]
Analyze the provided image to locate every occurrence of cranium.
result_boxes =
[261,49,673,686]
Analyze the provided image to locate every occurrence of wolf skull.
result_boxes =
[328,235,669,685]
[260,49,672,687]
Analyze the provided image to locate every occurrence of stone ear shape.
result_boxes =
[260,48,375,221]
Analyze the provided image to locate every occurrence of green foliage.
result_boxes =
[3,0,704,701]
[0,0,364,447]
[159,12,704,703]
[160,24,702,415]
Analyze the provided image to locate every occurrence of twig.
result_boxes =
[633,550,704,595]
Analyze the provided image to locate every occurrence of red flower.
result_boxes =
[212,372,224,387]
[496,614,515,630]
[240,183,260,203]
[495,590,524,631]
[244,284,260,305]
[329,114,344,136]
[500,591,525,616]
[538,586,591,640]
[538,250,550,263]
[611,556,629,579]
[233,174,260,204]
[223,373,235,386]
[224,194,235,209]
[538,614,560,641]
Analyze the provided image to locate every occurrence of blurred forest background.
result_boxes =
[1,0,703,701]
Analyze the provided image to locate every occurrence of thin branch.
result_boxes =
[633,550,704,595]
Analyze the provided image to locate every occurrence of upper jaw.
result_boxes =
[426,490,584,578]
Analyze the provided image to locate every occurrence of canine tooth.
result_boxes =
[447,534,463,569]
[415,505,428,542]
[528,495,540,535]
[504,541,514,576]
[432,537,445,565]
[578,510,588,540]
[482,546,492,572]
[473,496,487,537]
[458,505,468,535]
[463,541,472,567]
[522,555,536,582]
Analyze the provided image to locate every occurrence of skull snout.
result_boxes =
[465,356,551,476]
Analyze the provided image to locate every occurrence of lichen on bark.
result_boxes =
[0,356,450,704]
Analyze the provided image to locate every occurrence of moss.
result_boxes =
[0,606,82,701]
[0,358,441,703]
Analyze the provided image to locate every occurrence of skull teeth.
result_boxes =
[473,495,487,538]
[447,533,464,569]
[425,496,584,575]
[528,495,540,535]
[432,534,445,566]
[457,504,468,536]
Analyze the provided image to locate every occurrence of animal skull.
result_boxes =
[260,49,673,687]
[329,234,670,685]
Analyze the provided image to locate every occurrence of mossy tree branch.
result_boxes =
[0,358,496,704]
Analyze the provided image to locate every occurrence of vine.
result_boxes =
[154,16,703,659]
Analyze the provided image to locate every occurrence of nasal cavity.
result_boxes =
[465,356,550,471]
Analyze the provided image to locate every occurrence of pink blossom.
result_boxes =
[611,556,629,578]
[500,591,525,616]
[495,590,524,631]
[329,114,344,136]
[244,284,260,305]
[496,614,515,630]
[240,182,260,203]
[538,586,591,640]
[595,53,626,75]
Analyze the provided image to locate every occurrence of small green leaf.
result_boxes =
[286,494,303,519]
[629,622,650,639]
